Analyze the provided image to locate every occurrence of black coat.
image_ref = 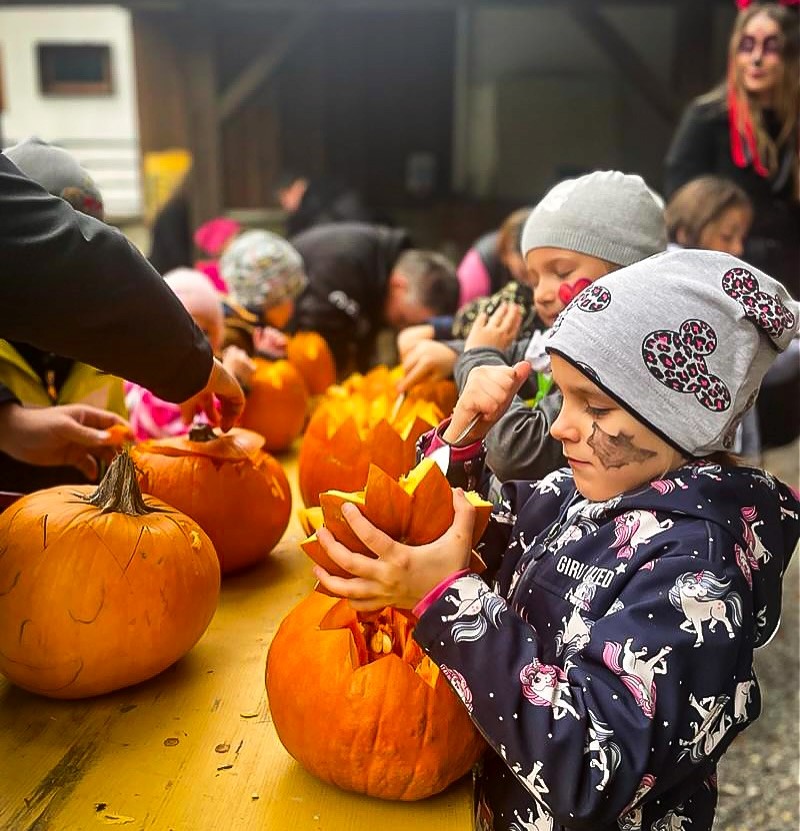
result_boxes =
[665,99,800,296]
[286,179,372,238]
[289,223,411,374]
[0,154,213,402]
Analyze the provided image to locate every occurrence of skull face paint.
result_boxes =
[587,422,658,469]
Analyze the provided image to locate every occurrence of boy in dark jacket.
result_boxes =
[290,222,459,375]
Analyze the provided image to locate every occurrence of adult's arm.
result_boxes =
[0,155,212,402]
[664,101,718,199]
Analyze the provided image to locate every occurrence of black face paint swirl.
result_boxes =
[587,422,658,470]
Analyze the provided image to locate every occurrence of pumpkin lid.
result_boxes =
[136,425,266,461]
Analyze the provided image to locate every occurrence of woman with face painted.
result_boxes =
[312,249,800,831]
[665,2,800,299]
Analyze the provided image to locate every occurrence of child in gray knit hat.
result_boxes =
[315,249,799,831]
[454,170,667,486]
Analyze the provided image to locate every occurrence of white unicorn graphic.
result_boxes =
[440,577,506,643]
[611,511,674,561]
[499,747,551,807]
[668,572,743,647]
[651,477,688,495]
[533,469,572,496]
[733,679,755,722]
[555,604,593,665]
[740,506,771,565]
[686,461,722,481]
[510,805,554,831]
[618,774,657,831]
[679,694,732,763]
[602,638,671,719]
[652,807,692,830]
[439,665,473,712]
[519,658,580,720]
[548,516,598,554]
[585,711,621,791]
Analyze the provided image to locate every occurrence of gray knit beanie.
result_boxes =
[546,249,799,457]
[220,229,307,311]
[4,136,104,219]
[521,170,666,267]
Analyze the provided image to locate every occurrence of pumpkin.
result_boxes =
[297,394,442,507]
[286,331,336,395]
[302,458,491,580]
[266,591,485,800]
[240,359,309,453]
[132,425,292,574]
[0,452,220,698]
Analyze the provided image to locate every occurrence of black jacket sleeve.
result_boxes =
[0,155,213,402]
[664,101,719,199]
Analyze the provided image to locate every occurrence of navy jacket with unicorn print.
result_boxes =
[412,445,799,831]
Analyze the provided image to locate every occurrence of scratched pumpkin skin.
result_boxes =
[266,591,486,800]
[133,426,292,574]
[0,454,219,699]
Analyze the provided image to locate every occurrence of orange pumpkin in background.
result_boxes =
[266,591,485,800]
[133,425,291,574]
[240,358,309,453]
[0,453,220,699]
[286,331,336,395]
[302,458,491,581]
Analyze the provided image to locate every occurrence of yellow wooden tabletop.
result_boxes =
[0,450,473,831]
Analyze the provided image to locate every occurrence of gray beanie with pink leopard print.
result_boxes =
[546,249,799,457]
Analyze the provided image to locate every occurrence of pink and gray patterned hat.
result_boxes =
[219,229,307,313]
[546,249,799,457]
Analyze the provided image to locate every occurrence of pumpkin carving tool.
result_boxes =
[451,413,482,445]
[388,392,406,422]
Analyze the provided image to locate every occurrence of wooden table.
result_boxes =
[0,451,473,831]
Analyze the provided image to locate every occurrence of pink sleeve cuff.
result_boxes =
[413,568,471,618]
[425,416,485,461]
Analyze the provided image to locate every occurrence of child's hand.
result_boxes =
[396,341,457,393]
[313,488,476,611]
[443,361,532,446]
[253,326,288,358]
[221,345,256,388]
[464,303,522,352]
[397,324,435,360]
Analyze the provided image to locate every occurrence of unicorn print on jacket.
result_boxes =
[585,710,622,791]
[611,511,674,561]
[440,576,505,643]
[519,658,580,720]
[679,694,732,763]
[668,572,743,647]
[602,637,672,719]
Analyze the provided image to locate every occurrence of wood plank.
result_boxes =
[0,450,473,831]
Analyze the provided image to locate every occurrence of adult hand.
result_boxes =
[397,324,435,360]
[179,357,244,432]
[313,488,476,611]
[253,326,288,358]
[464,303,522,352]
[396,340,458,393]
[0,402,129,480]
[442,361,531,446]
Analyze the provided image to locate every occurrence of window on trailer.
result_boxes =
[37,43,113,96]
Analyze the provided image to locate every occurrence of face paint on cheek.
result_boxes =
[587,422,658,470]
[557,278,592,306]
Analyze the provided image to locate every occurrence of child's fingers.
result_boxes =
[317,527,382,579]
[511,360,533,390]
[451,488,477,541]
[341,503,396,557]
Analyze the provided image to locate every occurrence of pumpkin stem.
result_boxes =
[188,423,217,443]
[82,451,160,516]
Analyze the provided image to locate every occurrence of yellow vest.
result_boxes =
[0,340,127,417]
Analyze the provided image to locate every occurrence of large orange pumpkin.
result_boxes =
[302,458,491,580]
[286,331,336,395]
[0,453,220,698]
[132,425,292,575]
[240,358,309,453]
[266,592,485,800]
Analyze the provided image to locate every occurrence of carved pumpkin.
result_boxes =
[302,458,491,580]
[132,425,292,574]
[0,453,220,698]
[286,331,336,395]
[266,591,485,800]
[240,359,309,453]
